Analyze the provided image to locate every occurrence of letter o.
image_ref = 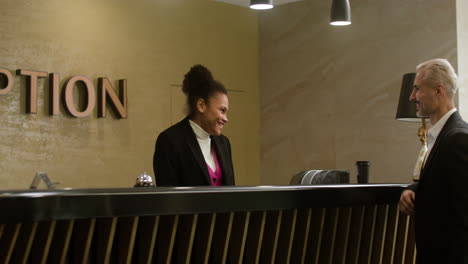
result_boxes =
[64,75,96,118]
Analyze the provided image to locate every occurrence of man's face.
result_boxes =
[410,70,438,117]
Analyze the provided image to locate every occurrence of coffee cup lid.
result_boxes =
[356,161,370,165]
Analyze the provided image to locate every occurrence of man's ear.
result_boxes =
[435,83,445,96]
[196,98,206,113]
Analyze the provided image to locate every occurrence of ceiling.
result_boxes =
[213,0,303,8]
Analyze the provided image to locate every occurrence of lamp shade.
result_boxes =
[396,73,427,122]
[250,0,273,10]
[330,0,351,26]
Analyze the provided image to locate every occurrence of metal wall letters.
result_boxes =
[0,68,127,119]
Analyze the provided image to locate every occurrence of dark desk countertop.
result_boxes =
[0,184,408,223]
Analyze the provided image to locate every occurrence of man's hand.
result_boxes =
[399,190,415,216]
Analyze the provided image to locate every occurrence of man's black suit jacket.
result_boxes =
[409,111,468,263]
[153,117,235,186]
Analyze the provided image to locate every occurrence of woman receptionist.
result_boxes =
[153,65,235,186]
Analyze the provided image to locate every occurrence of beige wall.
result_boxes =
[259,0,457,184]
[457,0,468,118]
[0,0,260,189]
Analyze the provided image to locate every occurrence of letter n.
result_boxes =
[98,78,127,119]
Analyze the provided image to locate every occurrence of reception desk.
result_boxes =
[0,184,414,263]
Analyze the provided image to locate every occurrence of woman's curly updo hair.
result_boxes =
[182,64,227,116]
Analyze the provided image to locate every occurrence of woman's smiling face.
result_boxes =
[197,92,229,136]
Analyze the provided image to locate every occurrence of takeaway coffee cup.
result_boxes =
[356,161,370,184]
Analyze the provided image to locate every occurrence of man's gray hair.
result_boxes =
[416,58,458,97]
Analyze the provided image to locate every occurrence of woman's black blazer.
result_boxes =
[153,117,235,186]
